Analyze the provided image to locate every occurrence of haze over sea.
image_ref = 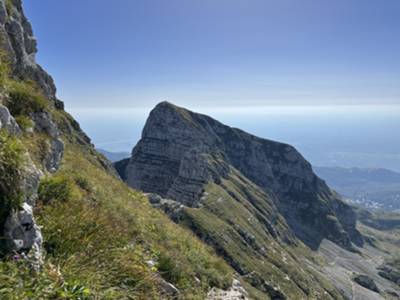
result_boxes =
[70,104,400,172]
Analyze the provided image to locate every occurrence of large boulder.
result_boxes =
[4,203,42,257]
[0,104,20,134]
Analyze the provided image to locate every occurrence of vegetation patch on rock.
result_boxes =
[0,129,24,253]
[5,81,47,116]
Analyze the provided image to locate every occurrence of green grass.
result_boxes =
[0,129,25,253]
[0,50,45,130]
[0,113,233,299]
[0,51,10,87]
[5,81,48,116]
[14,115,34,131]
[38,175,77,204]
[0,259,93,299]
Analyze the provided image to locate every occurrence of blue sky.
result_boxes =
[24,0,400,110]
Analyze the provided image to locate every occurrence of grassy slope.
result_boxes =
[181,171,344,299]
[0,68,234,299]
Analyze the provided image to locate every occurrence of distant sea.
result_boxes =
[69,105,400,171]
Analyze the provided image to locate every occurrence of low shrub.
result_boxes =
[5,81,47,116]
[74,175,92,192]
[14,115,33,131]
[157,253,181,283]
[38,176,74,204]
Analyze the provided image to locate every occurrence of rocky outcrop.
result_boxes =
[146,193,185,222]
[0,115,63,267]
[378,264,400,286]
[0,0,66,264]
[0,104,20,134]
[353,274,380,293]
[121,101,362,251]
[4,202,43,267]
[32,112,64,172]
[0,104,43,265]
[207,279,249,300]
[0,0,57,100]
[0,108,65,263]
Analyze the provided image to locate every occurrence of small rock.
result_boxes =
[158,278,179,297]
[145,259,156,268]
[353,274,380,293]
[207,279,249,300]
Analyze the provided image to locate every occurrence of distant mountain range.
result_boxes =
[97,148,130,162]
[314,166,400,212]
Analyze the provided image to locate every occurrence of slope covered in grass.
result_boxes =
[0,103,235,299]
[181,172,344,299]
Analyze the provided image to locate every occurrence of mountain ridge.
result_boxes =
[114,101,400,298]
[121,101,363,251]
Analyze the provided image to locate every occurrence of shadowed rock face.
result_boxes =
[122,101,363,250]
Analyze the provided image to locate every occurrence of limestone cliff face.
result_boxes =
[124,101,363,250]
[0,0,57,101]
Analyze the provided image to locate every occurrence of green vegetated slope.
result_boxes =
[0,89,236,299]
[182,171,343,299]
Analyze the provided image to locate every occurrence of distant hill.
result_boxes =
[314,166,400,211]
[97,148,130,162]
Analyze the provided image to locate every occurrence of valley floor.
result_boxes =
[312,223,400,300]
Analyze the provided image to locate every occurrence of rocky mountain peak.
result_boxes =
[122,102,363,251]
